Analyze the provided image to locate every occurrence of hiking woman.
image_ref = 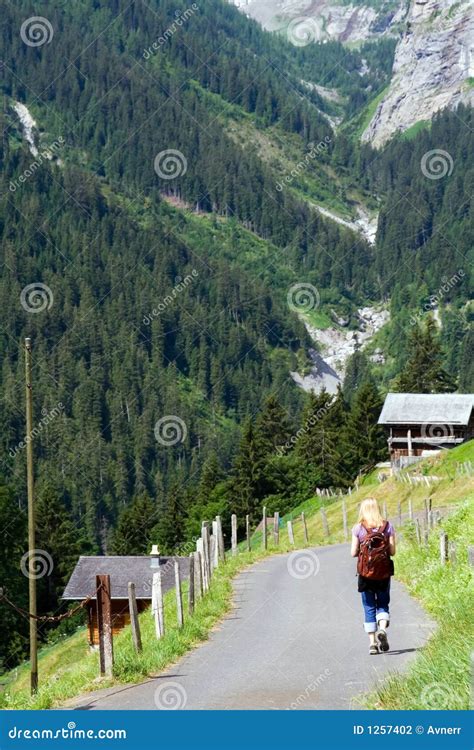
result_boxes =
[351,498,396,655]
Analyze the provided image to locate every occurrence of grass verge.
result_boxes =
[365,497,474,709]
[0,547,289,710]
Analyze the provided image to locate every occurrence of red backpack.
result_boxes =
[357,521,392,580]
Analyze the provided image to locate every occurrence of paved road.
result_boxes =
[74,544,434,710]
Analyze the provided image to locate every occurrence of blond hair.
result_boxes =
[358,498,384,529]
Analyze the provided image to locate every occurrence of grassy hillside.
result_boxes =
[2,442,472,709]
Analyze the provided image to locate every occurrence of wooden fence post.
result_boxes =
[262,506,267,550]
[440,531,448,565]
[216,516,226,563]
[96,574,114,676]
[194,551,203,599]
[320,508,329,538]
[397,501,402,526]
[210,524,217,571]
[196,538,208,593]
[231,514,238,556]
[188,553,195,616]
[273,512,280,546]
[202,522,211,584]
[128,582,142,653]
[152,568,165,638]
[246,514,251,552]
[174,560,184,628]
[287,520,294,546]
[408,498,413,521]
[301,511,309,544]
[341,501,347,541]
[415,518,421,545]
[448,542,457,566]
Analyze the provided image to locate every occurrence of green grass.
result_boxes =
[0,546,292,710]
[3,442,473,709]
[366,498,474,709]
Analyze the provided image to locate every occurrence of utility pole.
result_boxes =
[25,337,38,694]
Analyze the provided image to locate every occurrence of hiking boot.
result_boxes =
[376,629,390,652]
[369,644,379,655]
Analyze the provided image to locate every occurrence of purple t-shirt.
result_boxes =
[352,521,395,543]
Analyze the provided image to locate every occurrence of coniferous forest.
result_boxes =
[0,0,472,670]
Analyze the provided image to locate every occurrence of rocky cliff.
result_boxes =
[231,0,407,44]
[362,0,474,147]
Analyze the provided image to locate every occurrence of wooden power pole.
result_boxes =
[25,337,38,694]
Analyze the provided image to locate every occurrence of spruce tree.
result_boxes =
[396,319,456,393]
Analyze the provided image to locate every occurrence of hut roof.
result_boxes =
[62,556,190,600]
[378,393,473,426]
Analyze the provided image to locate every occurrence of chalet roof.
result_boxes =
[62,556,190,600]
[378,393,474,426]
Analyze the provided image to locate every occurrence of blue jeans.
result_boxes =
[361,583,390,633]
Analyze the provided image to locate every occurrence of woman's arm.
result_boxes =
[351,535,360,557]
[389,533,396,556]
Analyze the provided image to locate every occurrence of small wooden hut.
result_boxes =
[378,393,474,469]
[62,555,189,645]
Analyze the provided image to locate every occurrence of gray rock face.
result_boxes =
[362,0,474,147]
[231,0,407,44]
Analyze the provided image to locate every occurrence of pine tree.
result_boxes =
[108,494,157,555]
[396,319,457,393]
[345,382,387,475]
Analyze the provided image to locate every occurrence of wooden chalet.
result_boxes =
[378,393,474,469]
[62,555,189,646]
